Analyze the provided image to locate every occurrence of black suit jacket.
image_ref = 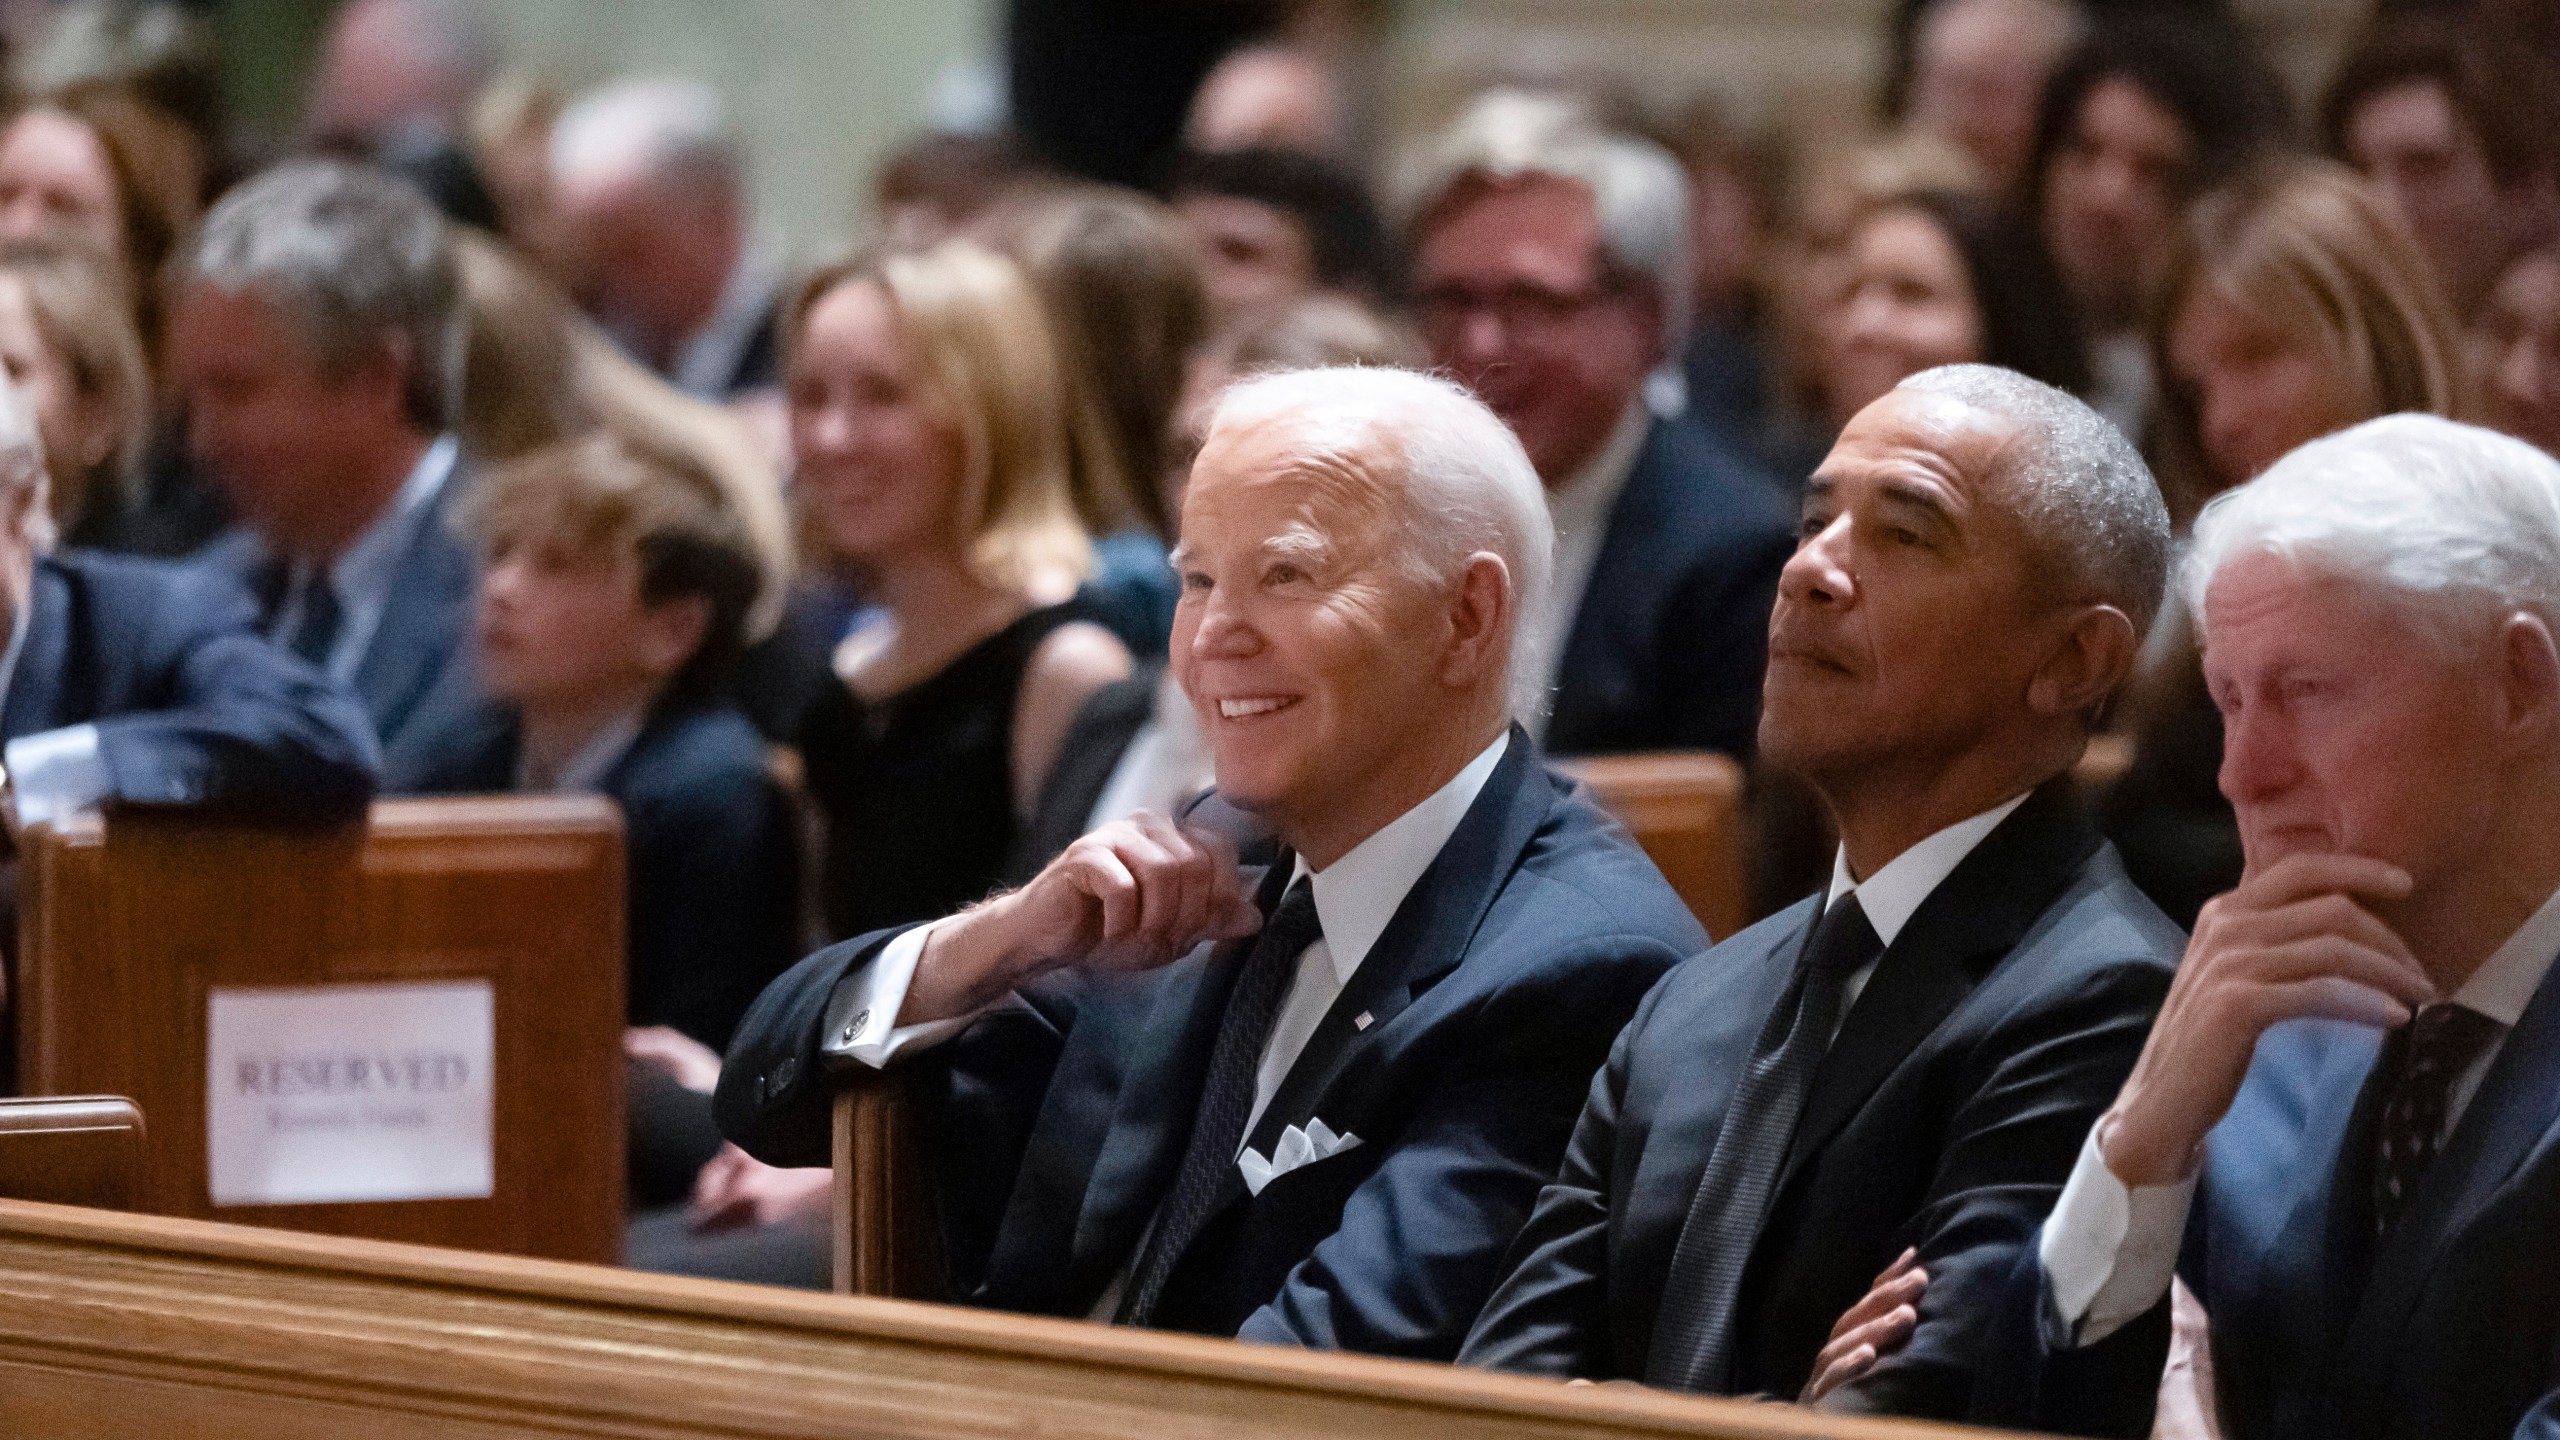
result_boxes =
[1544,416,1794,759]
[2005,958,2560,1440]
[718,730,1708,1358]
[407,696,801,1050]
[187,455,479,793]
[1461,783,2181,1424]
[4,551,379,823]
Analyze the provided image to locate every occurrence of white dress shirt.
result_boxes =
[267,434,460,686]
[1527,402,1650,740]
[825,734,1513,1113]
[1082,669,1214,835]
[2041,876,2560,1347]
[1819,793,2031,1030]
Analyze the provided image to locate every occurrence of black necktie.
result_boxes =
[1648,891,1884,1392]
[1116,874,1324,1326]
[2370,1002,2502,1242]
[286,571,344,668]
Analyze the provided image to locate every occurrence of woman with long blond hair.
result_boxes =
[787,238,1131,938]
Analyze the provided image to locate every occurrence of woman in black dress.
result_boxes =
[786,238,1133,939]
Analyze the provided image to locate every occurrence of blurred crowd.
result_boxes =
[0,0,2553,1283]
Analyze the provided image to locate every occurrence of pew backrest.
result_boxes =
[0,1095,143,1208]
[1553,750,1748,939]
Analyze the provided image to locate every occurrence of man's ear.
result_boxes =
[2027,603,2140,722]
[637,593,714,684]
[1439,552,1512,690]
[2492,609,2560,759]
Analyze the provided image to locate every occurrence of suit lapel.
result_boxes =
[1774,780,2103,1197]
[1,563,74,742]
[1553,421,1666,688]
[1065,857,1293,1289]
[352,471,472,737]
[2341,951,2560,1371]
[1229,733,1558,1181]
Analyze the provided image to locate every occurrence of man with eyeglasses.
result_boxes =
[1404,90,1793,760]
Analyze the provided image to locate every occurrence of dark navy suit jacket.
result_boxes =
[188,457,479,794]
[1461,783,2181,1425]
[717,730,1707,1358]
[1544,416,1794,759]
[2007,958,2560,1440]
[408,696,801,1050]
[4,551,378,823]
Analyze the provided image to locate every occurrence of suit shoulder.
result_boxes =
[1500,788,1714,956]
[46,549,255,643]
[1635,419,1795,534]
[615,703,783,818]
[2024,845,2188,982]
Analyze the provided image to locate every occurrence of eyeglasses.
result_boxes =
[1412,279,1635,344]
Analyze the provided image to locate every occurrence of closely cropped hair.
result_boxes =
[2152,158,2466,516]
[2184,413,2560,647]
[1207,366,1556,718]
[0,239,149,533]
[177,159,460,432]
[788,239,1093,595]
[1899,363,2173,637]
[1401,89,1694,347]
[468,430,766,698]
[998,188,1207,540]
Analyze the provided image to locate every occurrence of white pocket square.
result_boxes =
[1236,1118,1364,1195]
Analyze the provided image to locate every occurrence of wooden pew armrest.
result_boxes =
[831,1065,945,1300]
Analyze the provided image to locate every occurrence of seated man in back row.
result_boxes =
[718,366,1707,1356]
[1461,365,2186,1427]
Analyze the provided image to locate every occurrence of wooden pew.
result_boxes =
[0,1096,144,1208]
[0,1196,2040,1440]
[1552,750,1749,941]
[15,798,627,1263]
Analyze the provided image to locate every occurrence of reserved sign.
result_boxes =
[205,981,496,1206]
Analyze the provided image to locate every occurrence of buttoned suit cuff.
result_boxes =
[2039,1119,2198,1347]
[819,920,978,1068]
[6,723,109,829]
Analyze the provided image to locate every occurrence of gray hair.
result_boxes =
[179,160,459,433]
[0,373,49,551]
[1897,364,2172,633]
[2184,413,2560,646]
[1207,366,1557,719]
[1400,89,1693,347]
[550,77,741,197]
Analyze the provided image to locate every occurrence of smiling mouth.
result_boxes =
[1217,696,1298,720]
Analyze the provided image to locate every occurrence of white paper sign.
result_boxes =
[206,981,495,1206]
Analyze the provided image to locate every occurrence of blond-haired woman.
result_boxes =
[789,238,1131,938]
[2150,157,2466,521]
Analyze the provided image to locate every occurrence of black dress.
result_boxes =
[800,600,1101,940]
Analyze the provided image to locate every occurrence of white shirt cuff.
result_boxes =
[6,723,109,829]
[819,920,978,1068]
[2039,1120,2199,1347]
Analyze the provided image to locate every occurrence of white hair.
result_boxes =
[1207,366,1557,719]
[550,77,740,194]
[1897,364,2172,632]
[1400,89,1694,346]
[0,374,52,552]
[2184,413,2560,645]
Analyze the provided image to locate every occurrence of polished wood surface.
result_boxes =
[1555,751,1749,939]
[831,1076,943,1298]
[0,1197,2045,1440]
[15,798,627,1262]
[0,1096,144,1209]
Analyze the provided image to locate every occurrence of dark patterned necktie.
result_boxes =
[1116,874,1324,1326]
[2370,1002,2502,1242]
[1648,891,1884,1393]
[286,571,344,668]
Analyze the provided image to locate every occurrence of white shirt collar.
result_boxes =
[520,707,646,795]
[1825,791,2033,946]
[1548,401,1650,535]
[328,434,457,601]
[1290,732,1510,987]
[2454,879,2560,1027]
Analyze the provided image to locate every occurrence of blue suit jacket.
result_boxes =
[1544,417,1794,759]
[2012,958,2560,1440]
[187,460,479,794]
[1461,783,2181,1424]
[408,695,801,1050]
[716,730,1707,1357]
[3,551,378,822]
